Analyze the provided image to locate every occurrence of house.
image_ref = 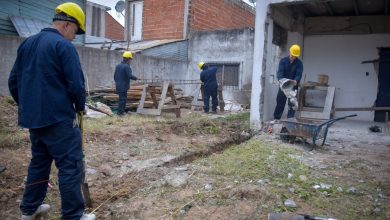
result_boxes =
[124,0,254,41]
[123,0,256,104]
[86,1,124,41]
[250,0,390,126]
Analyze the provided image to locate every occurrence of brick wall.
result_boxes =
[143,0,185,40]
[189,0,255,32]
[105,12,124,40]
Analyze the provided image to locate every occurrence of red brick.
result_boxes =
[105,12,124,40]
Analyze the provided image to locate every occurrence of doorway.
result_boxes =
[374,48,390,122]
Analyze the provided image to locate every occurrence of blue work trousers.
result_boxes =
[117,91,127,115]
[20,120,84,219]
[273,88,295,119]
[203,87,218,112]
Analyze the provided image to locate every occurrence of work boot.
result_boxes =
[80,213,96,220]
[21,204,50,220]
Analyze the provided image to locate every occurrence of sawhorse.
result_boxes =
[137,81,181,118]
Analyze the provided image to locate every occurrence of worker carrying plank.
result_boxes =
[114,51,139,116]
[8,2,94,220]
[273,44,304,121]
[199,62,218,113]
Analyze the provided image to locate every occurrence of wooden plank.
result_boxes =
[298,86,335,120]
[162,105,180,110]
[191,84,204,110]
[167,84,181,117]
[137,108,161,115]
[136,84,148,111]
[336,107,390,111]
[157,82,169,110]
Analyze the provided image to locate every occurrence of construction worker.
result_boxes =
[8,2,94,220]
[199,62,218,113]
[114,51,138,116]
[273,44,303,121]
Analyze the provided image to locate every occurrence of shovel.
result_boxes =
[77,112,93,208]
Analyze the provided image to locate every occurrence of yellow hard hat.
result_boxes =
[198,61,205,70]
[123,51,133,59]
[289,44,301,57]
[55,2,85,34]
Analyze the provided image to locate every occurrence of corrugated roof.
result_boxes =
[9,15,84,43]
[84,38,188,61]
[10,16,49,38]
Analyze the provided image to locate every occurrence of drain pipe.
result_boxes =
[250,0,269,130]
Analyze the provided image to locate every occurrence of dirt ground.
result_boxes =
[1,95,389,220]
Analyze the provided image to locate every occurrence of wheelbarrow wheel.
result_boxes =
[280,127,296,143]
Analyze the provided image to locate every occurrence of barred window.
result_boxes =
[208,63,240,89]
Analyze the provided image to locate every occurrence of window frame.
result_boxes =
[206,62,242,90]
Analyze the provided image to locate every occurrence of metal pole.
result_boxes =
[250,0,269,130]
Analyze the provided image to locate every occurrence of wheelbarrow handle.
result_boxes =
[313,114,357,147]
[319,114,358,127]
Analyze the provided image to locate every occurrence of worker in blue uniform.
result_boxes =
[273,44,303,120]
[8,2,95,220]
[199,62,219,113]
[114,51,138,116]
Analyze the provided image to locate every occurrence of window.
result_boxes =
[91,6,102,37]
[208,63,240,89]
[128,1,143,41]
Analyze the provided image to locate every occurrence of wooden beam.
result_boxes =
[305,15,390,35]
[336,107,390,111]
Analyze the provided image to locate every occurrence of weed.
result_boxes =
[223,112,250,122]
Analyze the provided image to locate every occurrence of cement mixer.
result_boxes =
[279,78,298,109]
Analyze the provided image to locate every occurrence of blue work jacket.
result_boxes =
[276,56,303,83]
[8,28,86,129]
[114,62,138,93]
[200,66,218,90]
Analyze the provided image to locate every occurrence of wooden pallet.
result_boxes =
[137,82,181,118]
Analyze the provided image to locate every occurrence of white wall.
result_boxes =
[303,34,390,121]
[188,29,255,104]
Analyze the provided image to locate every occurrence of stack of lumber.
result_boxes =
[88,83,193,110]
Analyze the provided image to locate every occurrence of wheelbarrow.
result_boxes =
[279,114,357,150]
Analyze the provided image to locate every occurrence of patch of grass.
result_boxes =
[0,132,29,148]
[222,112,250,122]
[84,114,159,133]
[196,139,308,181]
[193,139,388,219]
[0,96,29,148]
[220,112,250,130]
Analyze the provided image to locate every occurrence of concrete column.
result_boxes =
[250,0,269,130]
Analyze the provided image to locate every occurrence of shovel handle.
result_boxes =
[77,112,93,207]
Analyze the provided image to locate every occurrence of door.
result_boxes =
[129,1,143,41]
[374,48,390,122]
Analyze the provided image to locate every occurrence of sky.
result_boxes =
[88,0,255,27]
